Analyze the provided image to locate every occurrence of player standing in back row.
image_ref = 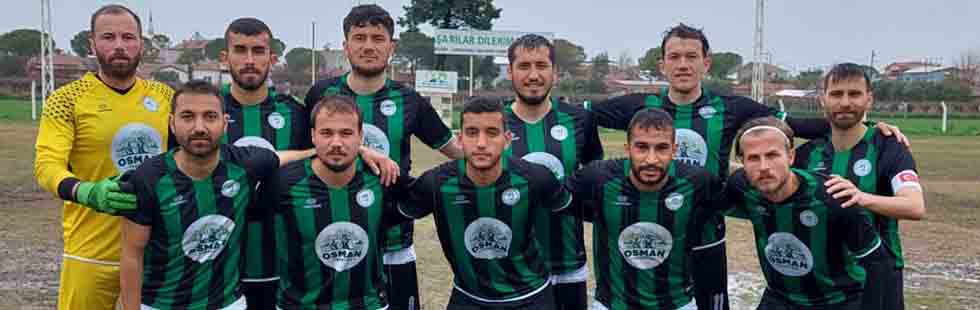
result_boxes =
[501,34,603,310]
[304,5,464,309]
[793,63,925,309]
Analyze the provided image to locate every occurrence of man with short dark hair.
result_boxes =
[725,117,888,310]
[304,5,464,309]
[564,107,729,310]
[119,80,308,310]
[34,4,174,309]
[501,34,603,309]
[398,97,570,309]
[793,63,925,309]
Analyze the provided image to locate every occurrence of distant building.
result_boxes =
[736,62,790,83]
[26,53,95,83]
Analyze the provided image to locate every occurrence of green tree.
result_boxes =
[709,52,742,79]
[151,34,171,49]
[0,56,27,76]
[70,30,91,56]
[794,68,824,90]
[0,29,53,57]
[553,39,586,76]
[176,48,205,79]
[272,38,286,55]
[205,38,225,60]
[638,46,663,76]
[398,0,502,31]
[586,52,610,93]
[284,48,324,73]
[395,30,435,71]
[143,36,161,62]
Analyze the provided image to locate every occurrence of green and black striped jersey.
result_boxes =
[725,168,883,307]
[220,84,311,281]
[305,73,454,253]
[590,90,825,178]
[124,145,279,310]
[275,158,412,309]
[794,127,920,269]
[502,99,603,274]
[399,158,572,302]
[564,159,724,309]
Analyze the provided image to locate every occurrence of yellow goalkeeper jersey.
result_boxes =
[34,72,173,264]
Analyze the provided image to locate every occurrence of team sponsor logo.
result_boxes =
[233,136,276,151]
[812,161,826,172]
[380,100,397,116]
[182,215,235,263]
[853,159,872,177]
[111,123,164,172]
[356,188,375,207]
[501,188,521,206]
[550,125,569,141]
[698,106,717,119]
[521,152,565,179]
[302,198,320,209]
[362,124,391,156]
[674,129,708,167]
[764,232,814,277]
[665,192,685,211]
[221,180,241,198]
[614,195,632,207]
[799,210,818,227]
[166,196,187,208]
[142,96,159,112]
[315,222,369,271]
[453,194,470,205]
[97,103,111,112]
[464,217,512,259]
[267,112,285,129]
[618,222,673,270]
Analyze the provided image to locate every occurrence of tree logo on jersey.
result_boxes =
[618,222,673,270]
[182,215,235,263]
[315,222,369,272]
[501,188,521,206]
[799,210,818,227]
[221,180,241,198]
[698,106,717,119]
[853,159,872,177]
[665,192,685,211]
[521,152,565,179]
[142,96,159,112]
[674,129,708,167]
[765,232,814,277]
[464,217,512,259]
[268,112,285,130]
[380,100,398,116]
[233,136,276,151]
[111,123,164,172]
[361,124,391,156]
[550,125,569,141]
[356,188,375,207]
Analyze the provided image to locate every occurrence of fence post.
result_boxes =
[31,80,37,120]
[940,101,948,133]
[902,101,908,119]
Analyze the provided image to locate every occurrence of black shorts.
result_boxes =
[447,284,554,310]
[242,280,278,310]
[552,280,586,310]
[756,290,860,310]
[384,260,420,310]
[878,267,904,310]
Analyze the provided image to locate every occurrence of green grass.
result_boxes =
[0,99,37,122]
[870,117,980,136]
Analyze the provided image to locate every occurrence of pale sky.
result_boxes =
[2,0,977,74]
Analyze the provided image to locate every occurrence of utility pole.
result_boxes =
[752,0,766,104]
[40,0,55,106]
[311,21,317,85]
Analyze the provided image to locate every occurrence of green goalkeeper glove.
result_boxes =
[75,175,137,215]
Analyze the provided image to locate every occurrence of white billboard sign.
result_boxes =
[415,70,458,94]
[434,29,554,57]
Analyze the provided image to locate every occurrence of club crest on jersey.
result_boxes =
[614,195,632,206]
[698,106,717,119]
[182,215,235,263]
[765,232,814,277]
[356,188,375,207]
[233,136,276,151]
[501,188,521,206]
[111,123,163,172]
[221,180,241,198]
[674,129,708,167]
[464,217,512,259]
[302,198,320,209]
[853,159,872,177]
[315,222,369,272]
[380,100,397,116]
[618,222,674,270]
[267,112,285,129]
[521,152,565,179]
[665,192,685,211]
[550,125,569,141]
[361,124,391,156]
[799,210,819,227]
[142,96,159,112]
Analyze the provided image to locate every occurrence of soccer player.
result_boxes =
[726,117,889,309]
[793,63,925,309]
[501,34,603,309]
[275,95,415,309]
[33,5,173,309]
[397,97,571,309]
[119,80,309,310]
[563,107,728,310]
[303,5,464,309]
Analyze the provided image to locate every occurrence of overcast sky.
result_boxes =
[2,0,977,73]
